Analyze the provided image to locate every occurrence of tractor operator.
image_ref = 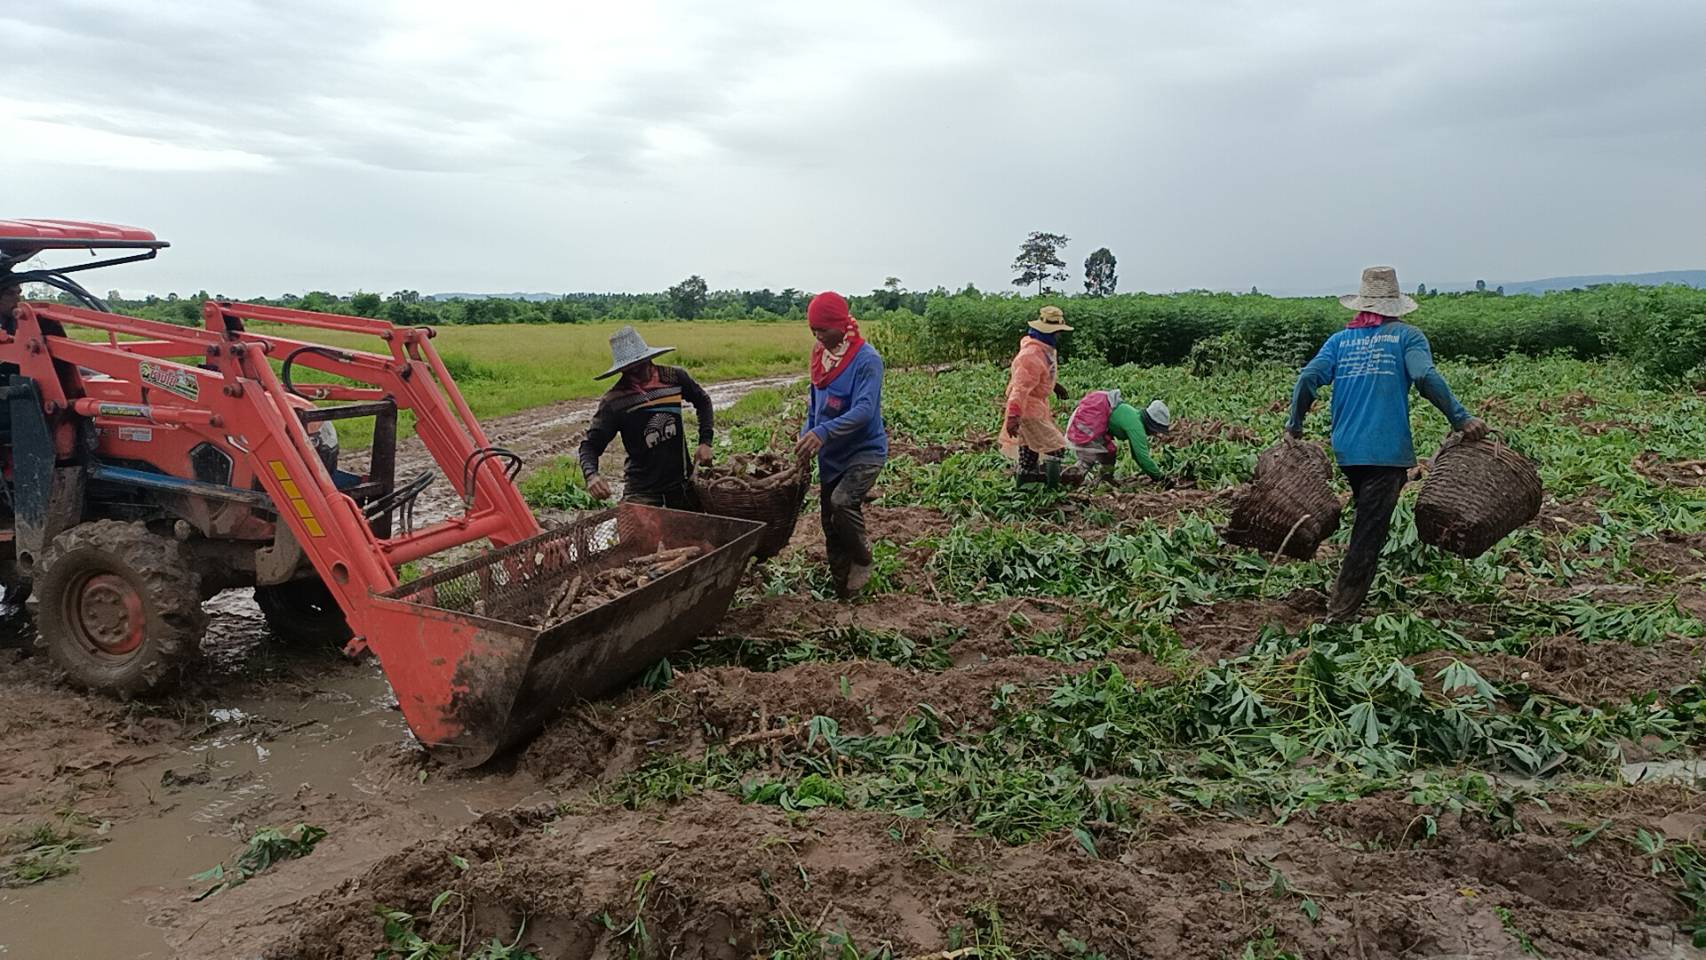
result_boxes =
[0,279,20,334]
[579,325,714,509]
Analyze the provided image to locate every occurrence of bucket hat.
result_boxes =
[1029,305,1073,333]
[1339,266,1418,317]
[596,325,675,379]
[1144,399,1172,432]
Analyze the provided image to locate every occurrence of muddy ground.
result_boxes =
[0,378,792,959]
[5,385,1706,958]
[254,787,1706,960]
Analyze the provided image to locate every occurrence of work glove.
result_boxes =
[1053,382,1070,401]
[1283,425,1303,442]
[1458,417,1489,442]
[1003,413,1021,437]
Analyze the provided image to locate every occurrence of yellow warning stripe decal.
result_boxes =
[267,459,326,537]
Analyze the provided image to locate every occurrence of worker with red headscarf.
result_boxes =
[794,291,887,599]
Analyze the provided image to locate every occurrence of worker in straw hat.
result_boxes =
[999,305,1074,486]
[578,325,715,509]
[1285,266,1489,623]
[1065,389,1174,486]
[795,291,888,599]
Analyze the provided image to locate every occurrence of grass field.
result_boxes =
[67,319,810,445]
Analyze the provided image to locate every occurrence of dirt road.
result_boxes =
[0,372,795,960]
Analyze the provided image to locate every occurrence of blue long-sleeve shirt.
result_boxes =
[1286,320,1472,467]
[804,342,888,484]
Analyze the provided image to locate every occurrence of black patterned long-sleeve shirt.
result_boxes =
[577,365,713,496]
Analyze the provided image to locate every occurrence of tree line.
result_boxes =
[80,280,941,328]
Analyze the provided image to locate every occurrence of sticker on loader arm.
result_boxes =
[139,360,201,401]
[268,460,326,537]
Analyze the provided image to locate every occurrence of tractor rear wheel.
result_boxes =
[37,521,207,696]
[254,579,352,649]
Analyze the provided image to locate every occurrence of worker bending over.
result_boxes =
[579,326,714,509]
[795,292,887,599]
[1286,266,1488,623]
[1066,390,1172,486]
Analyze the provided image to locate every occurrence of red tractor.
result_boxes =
[0,219,762,766]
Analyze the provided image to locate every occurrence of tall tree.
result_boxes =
[1475,279,1487,292]
[1011,231,1070,295]
[1082,247,1117,296]
[872,276,905,310]
[666,275,709,320]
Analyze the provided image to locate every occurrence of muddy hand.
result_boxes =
[1053,382,1069,401]
[1459,417,1489,442]
[585,475,612,500]
[695,443,713,467]
[795,431,823,459]
[1003,414,1021,438]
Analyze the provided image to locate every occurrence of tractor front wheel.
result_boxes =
[37,521,207,696]
[254,579,353,649]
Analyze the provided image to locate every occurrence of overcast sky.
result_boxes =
[6,0,1705,298]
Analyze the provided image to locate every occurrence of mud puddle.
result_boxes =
[0,590,546,960]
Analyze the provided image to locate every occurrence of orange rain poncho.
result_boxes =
[997,334,1067,457]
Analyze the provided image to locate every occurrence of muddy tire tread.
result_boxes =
[37,520,207,696]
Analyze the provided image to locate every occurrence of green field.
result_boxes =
[70,319,809,446]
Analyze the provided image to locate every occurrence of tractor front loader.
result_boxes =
[1,220,763,766]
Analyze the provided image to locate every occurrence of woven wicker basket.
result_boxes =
[692,463,810,562]
[1222,441,1344,560]
[1415,435,1542,558]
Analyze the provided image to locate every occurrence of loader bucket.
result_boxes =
[364,503,765,768]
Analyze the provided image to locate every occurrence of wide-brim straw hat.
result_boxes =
[596,324,675,379]
[1029,304,1073,333]
[1339,265,1418,317]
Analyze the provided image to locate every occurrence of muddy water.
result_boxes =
[0,591,546,960]
[0,374,795,958]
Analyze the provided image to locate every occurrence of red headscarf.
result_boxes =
[1346,310,1389,329]
[806,291,865,388]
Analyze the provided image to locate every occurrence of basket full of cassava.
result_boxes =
[1414,434,1542,558]
[692,450,811,561]
[1221,440,1344,560]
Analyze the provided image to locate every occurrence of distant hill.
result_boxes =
[1267,269,1706,298]
[1487,270,1706,295]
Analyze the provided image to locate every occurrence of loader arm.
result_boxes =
[7,300,541,636]
[3,296,762,767]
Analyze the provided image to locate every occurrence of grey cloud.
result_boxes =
[6,0,1705,296]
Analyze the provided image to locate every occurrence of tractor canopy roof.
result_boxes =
[1,219,166,258]
[1,220,168,309]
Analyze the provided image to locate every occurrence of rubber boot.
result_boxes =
[1043,456,1062,488]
